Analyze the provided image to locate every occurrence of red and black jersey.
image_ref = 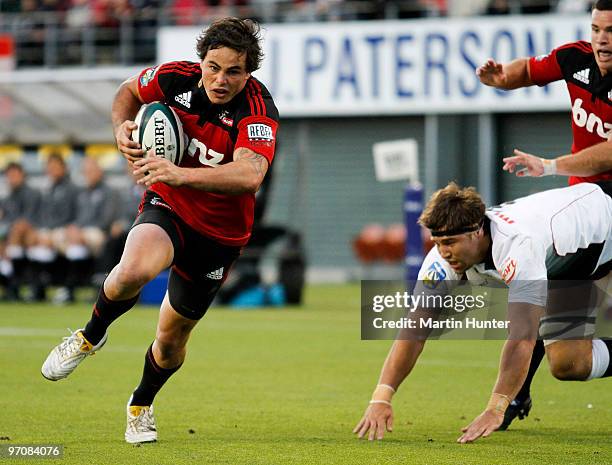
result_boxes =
[529,41,612,186]
[137,61,279,246]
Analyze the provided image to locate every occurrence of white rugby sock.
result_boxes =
[26,246,57,263]
[65,244,90,261]
[587,339,610,380]
[0,259,13,277]
[6,245,24,259]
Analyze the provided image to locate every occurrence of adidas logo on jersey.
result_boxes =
[573,68,590,84]
[175,91,192,108]
[205,267,224,280]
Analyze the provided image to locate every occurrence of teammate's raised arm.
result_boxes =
[503,142,612,178]
[476,58,534,90]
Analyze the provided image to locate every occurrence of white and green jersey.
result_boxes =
[418,183,612,306]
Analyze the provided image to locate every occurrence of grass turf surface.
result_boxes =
[0,284,610,465]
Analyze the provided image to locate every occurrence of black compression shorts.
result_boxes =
[132,191,241,320]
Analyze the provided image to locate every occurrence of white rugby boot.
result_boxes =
[41,328,107,381]
[125,396,158,444]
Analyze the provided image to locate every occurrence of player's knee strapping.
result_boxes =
[539,312,597,344]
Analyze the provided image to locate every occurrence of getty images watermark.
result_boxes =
[361,280,612,340]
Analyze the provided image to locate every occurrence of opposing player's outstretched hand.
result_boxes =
[353,403,394,441]
[133,151,184,187]
[476,58,507,87]
[503,149,544,177]
[457,409,503,444]
[115,120,145,162]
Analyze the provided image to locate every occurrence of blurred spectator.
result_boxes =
[20,154,79,301]
[64,0,92,64]
[66,0,92,28]
[486,0,512,15]
[0,0,21,13]
[520,0,551,14]
[131,0,161,62]
[54,157,117,303]
[92,161,145,288]
[557,0,591,14]
[92,0,133,63]
[16,0,46,66]
[171,0,208,25]
[447,0,489,16]
[350,0,386,20]
[0,162,41,300]
[388,0,446,19]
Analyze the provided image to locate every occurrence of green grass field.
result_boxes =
[0,284,610,465]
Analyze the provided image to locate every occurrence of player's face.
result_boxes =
[433,231,485,274]
[200,47,251,105]
[592,9,612,75]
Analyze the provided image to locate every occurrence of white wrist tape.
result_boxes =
[378,384,396,393]
[371,384,396,403]
[369,399,392,406]
[540,158,557,176]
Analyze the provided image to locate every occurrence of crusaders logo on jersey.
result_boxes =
[500,258,517,285]
[140,66,158,87]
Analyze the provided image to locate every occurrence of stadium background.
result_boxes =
[0,0,581,279]
[1,2,610,464]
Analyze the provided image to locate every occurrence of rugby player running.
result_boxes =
[41,18,279,444]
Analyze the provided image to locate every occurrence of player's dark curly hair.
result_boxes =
[418,182,485,234]
[195,17,263,73]
[594,0,612,10]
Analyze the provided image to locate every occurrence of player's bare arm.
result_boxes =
[354,338,426,441]
[232,147,269,185]
[111,75,146,162]
[476,57,534,90]
[133,147,269,194]
[458,302,541,444]
[503,141,612,177]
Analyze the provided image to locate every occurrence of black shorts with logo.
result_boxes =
[132,191,242,320]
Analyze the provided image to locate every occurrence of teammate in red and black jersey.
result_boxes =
[41,18,279,444]
[476,0,612,435]
[482,1,612,185]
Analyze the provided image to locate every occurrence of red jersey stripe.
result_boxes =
[246,85,256,115]
[159,69,194,77]
[247,84,260,115]
[170,63,200,73]
[248,80,266,116]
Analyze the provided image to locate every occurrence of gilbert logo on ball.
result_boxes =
[132,102,186,165]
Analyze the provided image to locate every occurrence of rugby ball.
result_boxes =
[132,102,186,165]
